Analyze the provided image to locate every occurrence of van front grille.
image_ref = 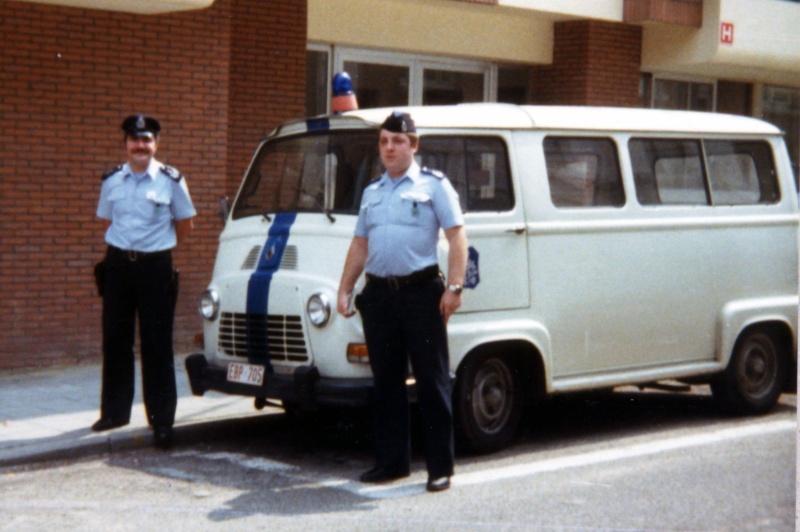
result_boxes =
[241,245,298,271]
[218,312,309,363]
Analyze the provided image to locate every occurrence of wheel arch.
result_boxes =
[718,297,797,368]
[455,338,548,402]
[731,320,796,392]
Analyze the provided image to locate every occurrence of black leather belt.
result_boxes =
[107,245,171,262]
[366,265,440,291]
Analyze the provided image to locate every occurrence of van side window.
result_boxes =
[543,137,625,208]
[705,140,779,205]
[418,136,514,212]
[629,139,708,205]
[629,138,780,206]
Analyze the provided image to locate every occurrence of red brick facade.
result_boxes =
[624,0,703,27]
[0,1,646,370]
[534,20,643,108]
[0,0,306,369]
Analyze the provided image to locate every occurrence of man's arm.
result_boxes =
[337,236,368,317]
[175,218,194,245]
[440,225,468,323]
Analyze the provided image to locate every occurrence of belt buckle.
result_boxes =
[387,276,400,291]
[128,250,138,262]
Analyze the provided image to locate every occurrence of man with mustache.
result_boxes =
[93,115,196,449]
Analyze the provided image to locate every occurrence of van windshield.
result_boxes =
[232,130,382,220]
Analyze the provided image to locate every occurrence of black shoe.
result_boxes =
[91,418,129,432]
[359,466,410,484]
[426,476,451,492]
[153,426,173,449]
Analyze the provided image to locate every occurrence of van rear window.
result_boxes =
[629,138,779,206]
[544,137,625,208]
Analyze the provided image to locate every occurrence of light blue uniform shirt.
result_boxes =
[355,161,464,277]
[97,159,197,252]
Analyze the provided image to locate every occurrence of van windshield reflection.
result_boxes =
[232,131,381,220]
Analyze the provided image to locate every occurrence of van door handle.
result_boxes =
[506,227,525,235]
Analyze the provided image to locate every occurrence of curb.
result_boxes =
[0,414,268,468]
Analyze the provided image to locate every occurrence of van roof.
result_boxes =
[334,103,781,135]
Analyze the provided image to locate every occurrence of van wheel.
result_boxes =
[454,352,523,453]
[711,328,785,415]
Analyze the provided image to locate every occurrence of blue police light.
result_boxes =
[331,72,359,113]
[332,72,354,96]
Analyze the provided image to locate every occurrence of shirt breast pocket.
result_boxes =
[363,196,387,228]
[107,186,128,203]
[144,190,172,220]
[399,192,434,227]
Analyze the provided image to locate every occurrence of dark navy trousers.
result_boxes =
[356,277,454,478]
[100,248,177,427]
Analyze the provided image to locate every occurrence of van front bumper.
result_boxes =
[184,353,373,409]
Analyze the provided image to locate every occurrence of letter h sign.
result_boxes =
[720,22,734,45]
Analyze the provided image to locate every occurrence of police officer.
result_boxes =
[337,111,468,492]
[93,114,197,449]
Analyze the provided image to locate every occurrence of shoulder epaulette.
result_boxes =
[421,167,445,179]
[101,165,123,181]
[160,165,184,183]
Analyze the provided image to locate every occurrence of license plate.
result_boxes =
[227,362,265,387]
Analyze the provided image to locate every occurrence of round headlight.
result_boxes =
[199,289,220,320]
[306,293,331,328]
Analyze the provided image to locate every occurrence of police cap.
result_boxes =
[380,111,416,134]
[121,114,161,139]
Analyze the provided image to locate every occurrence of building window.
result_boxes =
[498,66,531,104]
[717,80,752,116]
[761,86,800,182]
[423,69,484,105]
[308,46,531,112]
[343,61,410,109]
[652,78,714,111]
[305,49,329,117]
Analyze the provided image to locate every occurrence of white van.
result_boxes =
[186,104,798,452]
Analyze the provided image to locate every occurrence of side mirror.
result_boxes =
[219,197,230,224]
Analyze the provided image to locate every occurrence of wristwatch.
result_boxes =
[447,284,463,295]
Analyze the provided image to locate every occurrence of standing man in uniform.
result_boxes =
[337,111,468,492]
[93,114,197,449]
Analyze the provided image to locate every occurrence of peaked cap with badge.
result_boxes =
[121,114,161,139]
[380,111,416,134]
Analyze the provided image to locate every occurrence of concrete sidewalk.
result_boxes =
[0,354,279,467]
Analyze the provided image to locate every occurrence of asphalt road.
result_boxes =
[1,387,796,531]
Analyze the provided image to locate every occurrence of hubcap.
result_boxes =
[471,359,513,434]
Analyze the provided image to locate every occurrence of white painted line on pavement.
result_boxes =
[349,419,795,499]
[175,419,795,500]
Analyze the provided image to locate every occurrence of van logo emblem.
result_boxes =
[465,246,480,289]
[264,244,276,263]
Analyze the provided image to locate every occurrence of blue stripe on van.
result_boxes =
[306,118,330,132]
[246,212,297,363]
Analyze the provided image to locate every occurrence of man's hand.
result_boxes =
[337,290,356,318]
[439,289,462,324]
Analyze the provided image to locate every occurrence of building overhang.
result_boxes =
[641,0,800,86]
[14,0,215,14]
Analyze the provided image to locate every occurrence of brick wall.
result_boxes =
[534,20,643,107]
[0,0,306,370]
[624,0,703,27]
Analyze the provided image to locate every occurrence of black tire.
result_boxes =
[711,328,786,415]
[454,351,523,453]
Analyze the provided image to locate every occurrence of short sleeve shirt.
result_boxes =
[97,159,197,252]
[355,161,464,277]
